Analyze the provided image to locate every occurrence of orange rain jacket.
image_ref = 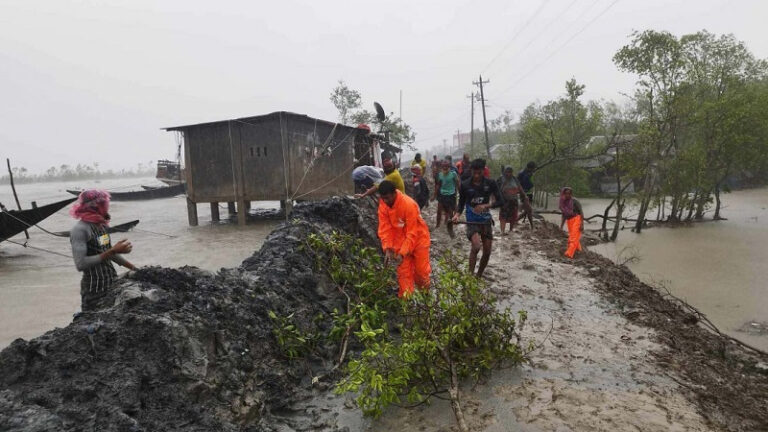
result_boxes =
[378,190,431,296]
[378,190,431,257]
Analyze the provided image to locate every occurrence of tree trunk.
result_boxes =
[611,200,624,241]
[694,191,709,220]
[440,348,469,432]
[669,194,679,222]
[713,183,723,220]
[685,191,698,221]
[601,199,615,241]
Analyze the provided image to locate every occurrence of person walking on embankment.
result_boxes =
[433,160,460,237]
[559,186,584,259]
[452,159,503,278]
[69,190,136,311]
[376,181,431,298]
[497,166,531,236]
[517,161,536,225]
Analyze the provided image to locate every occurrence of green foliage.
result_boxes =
[329,80,416,149]
[268,310,319,359]
[273,232,528,427]
[613,29,768,224]
[337,253,528,418]
[517,79,604,196]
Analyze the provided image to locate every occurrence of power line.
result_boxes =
[482,0,552,74]
[486,0,580,77]
[496,0,622,98]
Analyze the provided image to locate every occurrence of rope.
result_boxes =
[291,147,372,201]
[3,238,73,259]
[290,122,339,201]
[290,125,359,201]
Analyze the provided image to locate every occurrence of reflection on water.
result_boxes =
[0,178,278,348]
[570,188,768,351]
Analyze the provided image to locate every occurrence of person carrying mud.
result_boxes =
[497,166,531,236]
[352,165,385,194]
[433,159,460,237]
[517,161,537,224]
[452,159,503,278]
[559,187,584,259]
[410,165,430,210]
[376,180,432,297]
[355,159,405,198]
[69,190,136,311]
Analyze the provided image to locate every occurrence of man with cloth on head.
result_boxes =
[69,190,136,311]
[377,180,431,298]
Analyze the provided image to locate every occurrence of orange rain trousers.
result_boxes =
[565,215,583,258]
[378,190,432,297]
[396,246,431,297]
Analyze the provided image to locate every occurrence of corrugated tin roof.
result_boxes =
[163,111,362,132]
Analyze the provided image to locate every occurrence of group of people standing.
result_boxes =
[360,152,585,298]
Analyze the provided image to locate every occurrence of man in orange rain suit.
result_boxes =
[376,180,432,297]
[559,187,584,258]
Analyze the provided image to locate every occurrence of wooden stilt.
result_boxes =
[227,202,236,215]
[210,202,220,222]
[186,197,198,226]
[237,199,247,226]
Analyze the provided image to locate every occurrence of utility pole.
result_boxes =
[455,129,462,154]
[473,75,492,160]
[466,92,475,155]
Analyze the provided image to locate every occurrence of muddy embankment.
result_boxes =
[0,197,378,432]
[1,196,767,432]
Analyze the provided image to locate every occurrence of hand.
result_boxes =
[451,214,459,224]
[384,249,395,265]
[111,239,132,254]
[354,193,364,199]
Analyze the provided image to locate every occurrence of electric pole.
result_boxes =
[473,75,492,160]
[466,92,475,155]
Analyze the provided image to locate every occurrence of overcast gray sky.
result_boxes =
[1,0,766,173]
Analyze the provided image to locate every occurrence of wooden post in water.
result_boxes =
[6,158,29,239]
[186,197,198,226]
[210,202,220,222]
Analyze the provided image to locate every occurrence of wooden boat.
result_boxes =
[53,220,140,237]
[141,185,160,191]
[67,183,186,201]
[1,198,76,242]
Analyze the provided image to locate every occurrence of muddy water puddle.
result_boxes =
[0,178,278,348]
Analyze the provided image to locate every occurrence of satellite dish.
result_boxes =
[374,102,386,122]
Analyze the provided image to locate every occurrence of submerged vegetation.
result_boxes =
[272,231,528,431]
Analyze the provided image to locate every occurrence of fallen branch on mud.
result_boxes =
[279,233,529,431]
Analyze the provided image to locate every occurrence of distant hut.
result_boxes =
[165,111,398,226]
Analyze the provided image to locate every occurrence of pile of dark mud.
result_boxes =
[526,222,768,431]
[0,197,378,432]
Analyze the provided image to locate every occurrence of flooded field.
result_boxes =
[0,178,278,348]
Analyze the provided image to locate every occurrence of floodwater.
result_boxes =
[562,188,768,352]
[0,177,278,348]
[2,180,766,353]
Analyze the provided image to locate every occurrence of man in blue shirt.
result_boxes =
[453,159,502,278]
